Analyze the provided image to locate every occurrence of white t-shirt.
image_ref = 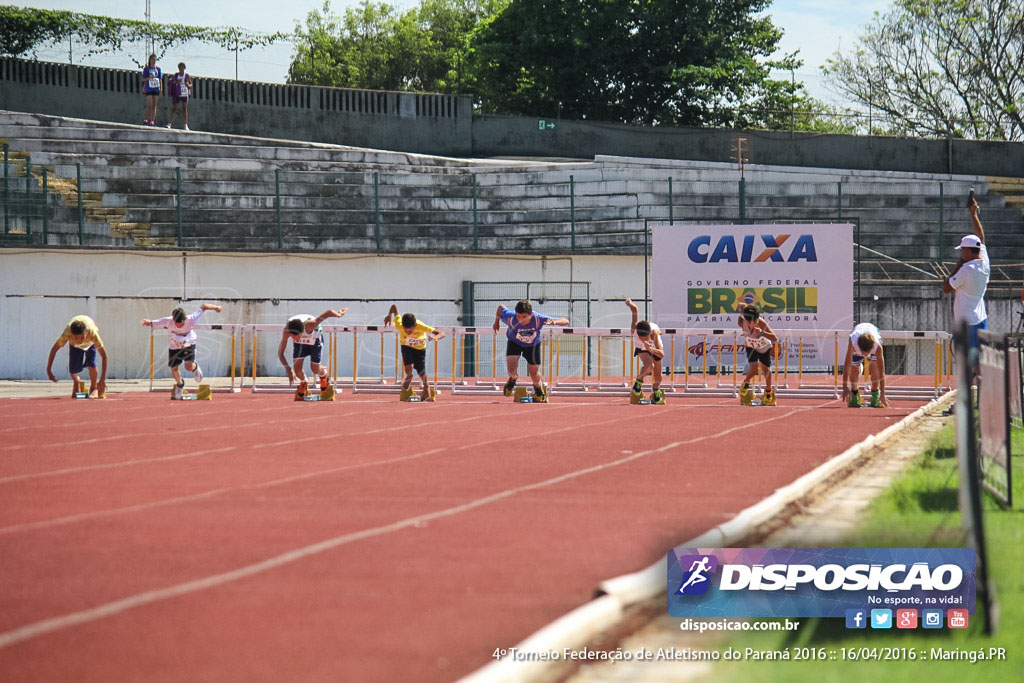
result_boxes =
[850,322,882,359]
[633,323,661,351]
[948,243,990,325]
[288,314,322,345]
[152,308,204,349]
[741,318,773,351]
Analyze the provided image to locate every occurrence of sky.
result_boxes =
[14,0,891,104]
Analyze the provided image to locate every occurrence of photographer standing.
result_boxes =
[943,193,989,410]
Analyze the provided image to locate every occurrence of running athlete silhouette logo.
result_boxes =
[676,554,718,595]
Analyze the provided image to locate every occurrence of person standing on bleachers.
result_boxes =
[140,54,162,126]
[166,62,194,131]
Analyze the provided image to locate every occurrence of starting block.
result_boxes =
[174,384,212,401]
[73,379,89,399]
[400,386,437,402]
[513,385,548,403]
[296,384,336,402]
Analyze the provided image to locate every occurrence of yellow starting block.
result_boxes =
[400,386,437,402]
[296,383,336,402]
[513,385,548,403]
[174,384,212,401]
[72,380,105,399]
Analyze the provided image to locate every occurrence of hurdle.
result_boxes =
[441,326,951,401]
[235,323,951,401]
[148,323,244,394]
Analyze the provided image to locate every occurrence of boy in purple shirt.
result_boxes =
[492,300,569,401]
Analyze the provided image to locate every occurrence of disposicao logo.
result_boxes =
[687,234,818,264]
[675,555,718,595]
[666,548,976,618]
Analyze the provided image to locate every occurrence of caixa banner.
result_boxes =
[667,548,975,617]
[651,223,854,367]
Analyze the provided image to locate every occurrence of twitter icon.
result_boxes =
[870,609,893,629]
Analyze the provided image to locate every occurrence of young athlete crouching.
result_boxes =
[493,300,569,402]
[278,308,348,395]
[142,303,221,399]
[625,298,666,404]
[736,303,778,406]
[842,322,888,407]
[384,304,445,400]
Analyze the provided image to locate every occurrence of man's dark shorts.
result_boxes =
[745,347,773,367]
[168,346,196,368]
[506,339,542,366]
[293,338,323,364]
[401,345,427,375]
[69,346,97,374]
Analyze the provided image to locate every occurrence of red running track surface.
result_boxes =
[0,390,930,681]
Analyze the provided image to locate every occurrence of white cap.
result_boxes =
[956,235,982,250]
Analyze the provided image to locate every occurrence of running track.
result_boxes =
[0,390,928,681]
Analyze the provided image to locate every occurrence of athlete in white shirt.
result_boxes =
[842,322,888,407]
[625,298,666,404]
[142,302,221,397]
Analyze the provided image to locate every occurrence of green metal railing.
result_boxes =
[0,160,993,268]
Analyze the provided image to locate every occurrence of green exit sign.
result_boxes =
[537,119,556,131]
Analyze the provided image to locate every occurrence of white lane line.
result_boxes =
[0,407,805,650]
[0,406,657,535]
[0,404,417,454]
[0,411,614,535]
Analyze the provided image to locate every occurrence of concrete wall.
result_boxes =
[0,58,473,156]
[471,115,1024,178]
[0,248,640,380]
[4,57,1023,176]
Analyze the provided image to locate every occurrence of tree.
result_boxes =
[288,0,502,92]
[823,0,1024,140]
[0,5,285,65]
[465,0,802,126]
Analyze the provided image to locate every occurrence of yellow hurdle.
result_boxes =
[833,335,840,389]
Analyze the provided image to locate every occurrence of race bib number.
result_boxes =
[515,329,538,345]
[407,336,427,349]
[179,85,189,97]
[148,77,160,90]
[745,336,772,353]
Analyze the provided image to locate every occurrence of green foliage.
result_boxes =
[0,5,287,64]
[466,0,803,127]
[823,0,1024,140]
[288,0,502,92]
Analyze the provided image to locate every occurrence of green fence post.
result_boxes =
[837,181,842,220]
[275,169,282,249]
[41,167,48,245]
[76,163,84,246]
[2,144,8,234]
[374,172,381,251]
[739,177,746,220]
[472,174,478,250]
[24,155,32,237]
[570,174,576,251]
[939,182,944,255]
[176,167,183,247]
[668,177,674,224]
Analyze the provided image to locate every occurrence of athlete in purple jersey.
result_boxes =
[492,299,569,401]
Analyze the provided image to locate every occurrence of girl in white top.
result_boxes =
[277,308,348,391]
[842,322,888,407]
[736,303,779,405]
[142,303,221,396]
[625,298,666,403]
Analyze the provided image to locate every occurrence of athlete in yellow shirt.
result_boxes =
[46,315,109,398]
[384,304,445,400]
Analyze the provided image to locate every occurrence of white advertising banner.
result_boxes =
[652,223,854,368]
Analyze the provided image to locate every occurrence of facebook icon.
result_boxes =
[845,609,867,629]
